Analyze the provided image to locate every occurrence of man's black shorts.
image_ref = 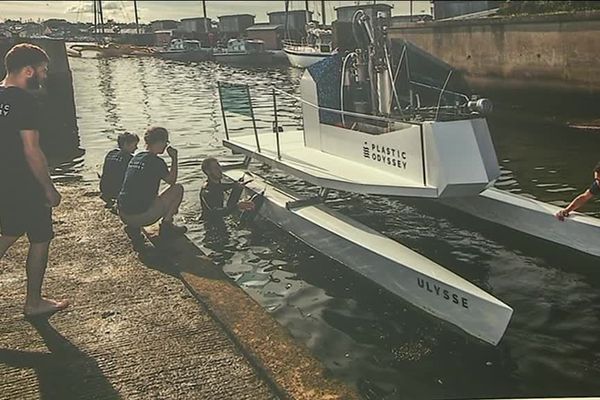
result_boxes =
[0,200,54,243]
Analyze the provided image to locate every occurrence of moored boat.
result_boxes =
[214,38,273,65]
[156,38,212,62]
[283,27,334,68]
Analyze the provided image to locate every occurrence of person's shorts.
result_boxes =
[119,197,167,228]
[0,200,54,243]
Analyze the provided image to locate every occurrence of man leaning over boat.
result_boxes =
[199,157,255,224]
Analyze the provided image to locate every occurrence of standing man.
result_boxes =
[118,127,186,250]
[0,43,68,317]
[556,162,600,221]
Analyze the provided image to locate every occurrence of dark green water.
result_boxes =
[59,56,600,399]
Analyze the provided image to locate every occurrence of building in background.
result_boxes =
[154,30,174,47]
[150,19,179,32]
[245,24,284,50]
[335,3,393,23]
[433,1,502,20]
[180,17,212,34]
[392,14,434,25]
[218,14,255,40]
[268,10,313,41]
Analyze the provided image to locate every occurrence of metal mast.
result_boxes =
[133,0,140,34]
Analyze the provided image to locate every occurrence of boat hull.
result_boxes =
[284,48,331,68]
[440,188,600,258]
[214,52,273,65]
[157,50,212,62]
[225,170,513,345]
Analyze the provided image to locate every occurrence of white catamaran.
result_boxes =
[216,8,600,346]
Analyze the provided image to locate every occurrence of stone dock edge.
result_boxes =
[145,206,360,400]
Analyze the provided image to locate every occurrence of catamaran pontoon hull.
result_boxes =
[440,188,600,258]
[225,170,513,345]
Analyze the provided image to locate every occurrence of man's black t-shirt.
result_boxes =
[590,180,600,196]
[100,149,133,200]
[0,86,43,205]
[118,151,168,214]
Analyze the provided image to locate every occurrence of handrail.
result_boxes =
[271,86,424,127]
[218,80,469,128]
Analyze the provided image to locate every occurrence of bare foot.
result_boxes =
[24,298,69,318]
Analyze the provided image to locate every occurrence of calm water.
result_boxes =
[60,56,600,399]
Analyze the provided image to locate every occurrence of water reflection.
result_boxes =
[57,56,600,399]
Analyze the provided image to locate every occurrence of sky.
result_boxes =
[1,1,432,23]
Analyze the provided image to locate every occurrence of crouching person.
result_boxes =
[99,132,139,208]
[118,127,186,250]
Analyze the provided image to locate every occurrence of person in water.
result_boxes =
[556,162,600,221]
[99,132,139,208]
[0,43,69,317]
[118,127,186,250]
[199,157,255,223]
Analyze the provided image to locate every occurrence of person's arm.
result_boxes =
[21,130,61,207]
[556,190,593,221]
[163,146,178,185]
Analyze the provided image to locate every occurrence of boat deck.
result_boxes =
[224,131,438,197]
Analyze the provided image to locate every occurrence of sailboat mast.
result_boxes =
[98,0,105,34]
[93,0,97,34]
[305,0,310,22]
[133,0,140,34]
[202,0,208,33]
[284,0,290,40]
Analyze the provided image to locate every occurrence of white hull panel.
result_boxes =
[226,170,513,345]
[284,48,330,68]
[214,52,273,65]
[224,132,439,198]
[441,188,600,257]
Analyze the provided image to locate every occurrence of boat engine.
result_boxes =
[342,9,395,122]
[338,9,495,124]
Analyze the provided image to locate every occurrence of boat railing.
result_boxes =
[282,39,311,51]
[217,81,423,161]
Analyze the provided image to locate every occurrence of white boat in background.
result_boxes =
[214,38,273,65]
[156,38,212,62]
[283,26,334,68]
